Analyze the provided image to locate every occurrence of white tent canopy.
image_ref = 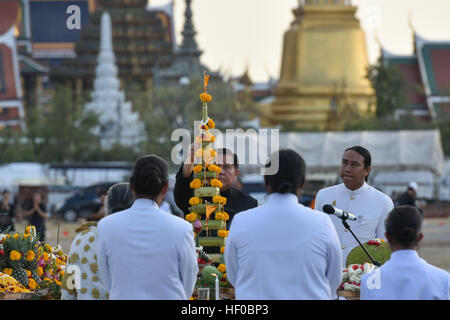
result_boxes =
[278,130,445,176]
[214,129,445,176]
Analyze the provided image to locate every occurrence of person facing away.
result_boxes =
[360,206,450,300]
[0,190,16,233]
[225,149,342,300]
[396,182,418,207]
[62,182,134,300]
[314,146,394,266]
[174,146,257,254]
[23,192,48,242]
[97,154,198,300]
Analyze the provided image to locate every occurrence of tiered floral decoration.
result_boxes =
[0,226,67,299]
[184,73,231,298]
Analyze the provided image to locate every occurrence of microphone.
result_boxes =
[322,204,357,221]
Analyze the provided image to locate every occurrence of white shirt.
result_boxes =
[96,198,198,300]
[360,250,450,300]
[315,182,394,266]
[225,193,342,300]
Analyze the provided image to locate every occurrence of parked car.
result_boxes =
[56,182,118,222]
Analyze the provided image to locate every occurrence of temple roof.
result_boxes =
[0,1,19,35]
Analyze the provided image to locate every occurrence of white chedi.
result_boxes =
[84,11,144,149]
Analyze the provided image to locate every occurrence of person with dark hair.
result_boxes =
[97,155,198,300]
[314,146,394,266]
[396,182,418,208]
[87,190,108,222]
[62,182,134,300]
[360,206,450,300]
[0,190,16,233]
[174,145,257,245]
[225,149,342,299]
[23,192,48,242]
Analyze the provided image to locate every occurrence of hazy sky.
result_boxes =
[149,0,450,82]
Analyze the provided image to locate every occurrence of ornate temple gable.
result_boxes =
[0,2,26,131]
[414,32,450,118]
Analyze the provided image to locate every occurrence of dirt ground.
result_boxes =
[13,217,450,272]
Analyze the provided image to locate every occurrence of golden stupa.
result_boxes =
[269,0,375,130]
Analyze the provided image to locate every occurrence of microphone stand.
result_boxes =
[341,219,381,267]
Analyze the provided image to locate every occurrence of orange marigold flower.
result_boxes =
[217,230,229,238]
[37,266,43,276]
[189,179,202,189]
[193,164,203,174]
[217,264,226,273]
[185,213,197,222]
[28,278,37,290]
[207,119,215,129]
[220,246,225,254]
[10,250,21,261]
[189,197,201,206]
[200,93,212,103]
[210,178,222,189]
[25,250,35,261]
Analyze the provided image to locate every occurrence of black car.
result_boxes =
[57,182,117,222]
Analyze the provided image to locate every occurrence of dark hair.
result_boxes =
[130,155,168,198]
[264,149,306,195]
[345,146,371,182]
[2,190,10,195]
[385,206,423,247]
[106,182,134,215]
[216,148,239,169]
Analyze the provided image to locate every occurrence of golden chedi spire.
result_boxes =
[270,0,375,130]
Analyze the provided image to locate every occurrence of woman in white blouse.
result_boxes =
[361,206,450,300]
[61,182,133,300]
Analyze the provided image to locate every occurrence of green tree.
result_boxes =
[367,56,407,119]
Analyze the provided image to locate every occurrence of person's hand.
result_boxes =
[182,144,196,178]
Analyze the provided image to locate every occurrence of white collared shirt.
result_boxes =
[97,198,198,300]
[225,193,342,300]
[360,250,450,300]
[314,182,394,266]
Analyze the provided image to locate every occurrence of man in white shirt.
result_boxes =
[97,155,198,299]
[314,146,394,266]
[361,206,450,300]
[225,149,342,299]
